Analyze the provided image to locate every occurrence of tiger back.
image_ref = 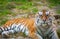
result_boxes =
[1,18,38,39]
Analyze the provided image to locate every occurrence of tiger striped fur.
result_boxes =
[0,9,59,39]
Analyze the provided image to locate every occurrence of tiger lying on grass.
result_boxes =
[0,9,59,39]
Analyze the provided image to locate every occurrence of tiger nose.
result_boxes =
[43,18,46,23]
[43,17,46,21]
[43,19,46,21]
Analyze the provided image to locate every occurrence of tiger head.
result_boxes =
[35,9,53,27]
[38,9,50,22]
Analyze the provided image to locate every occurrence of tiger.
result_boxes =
[0,9,59,39]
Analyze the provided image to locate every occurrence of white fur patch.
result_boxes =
[39,12,43,15]
[46,11,49,15]
[1,27,4,31]
[8,30,15,34]
[25,27,29,35]
[20,24,25,31]
[7,26,11,30]
[13,23,21,32]
[2,31,9,35]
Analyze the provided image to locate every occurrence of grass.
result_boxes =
[15,2,34,10]
[0,0,39,26]
[15,2,38,14]
[0,18,8,26]
[47,0,60,6]
[0,1,16,26]
[0,9,15,26]
[32,7,38,14]
[48,1,60,8]
[56,9,60,14]
[47,0,60,14]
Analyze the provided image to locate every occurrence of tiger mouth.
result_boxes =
[41,22,50,27]
[42,23,47,25]
[42,23,47,27]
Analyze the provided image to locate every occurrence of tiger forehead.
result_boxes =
[42,9,48,13]
[39,10,49,15]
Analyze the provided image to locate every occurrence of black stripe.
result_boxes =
[1,27,4,32]
[20,25,25,32]
[49,32,54,39]
[0,27,3,34]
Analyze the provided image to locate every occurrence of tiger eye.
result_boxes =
[38,12,43,16]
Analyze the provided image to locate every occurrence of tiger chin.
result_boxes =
[0,9,59,39]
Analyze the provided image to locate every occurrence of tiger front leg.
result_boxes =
[51,31,59,39]
[2,31,10,38]
[1,30,15,38]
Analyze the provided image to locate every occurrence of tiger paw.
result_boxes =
[2,31,9,38]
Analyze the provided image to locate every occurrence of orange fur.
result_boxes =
[2,18,38,39]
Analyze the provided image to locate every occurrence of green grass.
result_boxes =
[56,9,60,14]
[0,18,8,26]
[16,2,34,9]
[0,9,14,26]
[47,0,60,8]
[15,2,38,14]
[47,0,60,5]
[0,1,16,26]
[0,0,38,26]
[32,7,38,14]
[48,3,55,8]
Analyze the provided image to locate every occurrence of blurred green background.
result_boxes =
[0,0,60,38]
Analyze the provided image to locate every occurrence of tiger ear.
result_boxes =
[49,12,55,16]
[38,12,43,15]
[35,13,39,17]
[35,12,40,17]
[46,11,50,14]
